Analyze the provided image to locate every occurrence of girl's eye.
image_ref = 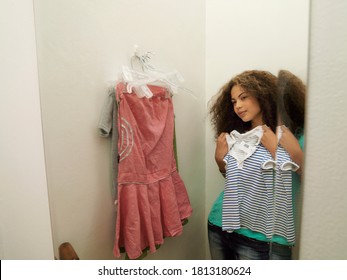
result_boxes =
[241,95,248,100]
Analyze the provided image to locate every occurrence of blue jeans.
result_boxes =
[208,221,292,260]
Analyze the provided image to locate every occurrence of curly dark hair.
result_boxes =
[277,70,306,135]
[209,70,278,138]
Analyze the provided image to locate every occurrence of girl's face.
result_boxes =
[231,85,263,128]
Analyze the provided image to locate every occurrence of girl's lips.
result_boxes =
[238,111,246,117]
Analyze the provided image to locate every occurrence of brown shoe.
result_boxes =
[59,242,79,260]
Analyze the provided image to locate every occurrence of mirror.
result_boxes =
[34,0,309,259]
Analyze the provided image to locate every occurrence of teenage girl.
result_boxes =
[208,70,296,260]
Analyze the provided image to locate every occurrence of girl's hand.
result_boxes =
[215,133,229,173]
[261,125,277,158]
[279,126,304,173]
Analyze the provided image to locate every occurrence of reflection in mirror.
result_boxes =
[205,0,309,260]
[34,0,309,259]
[276,69,306,257]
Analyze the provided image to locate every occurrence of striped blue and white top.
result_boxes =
[222,128,299,243]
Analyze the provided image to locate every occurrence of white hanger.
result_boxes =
[121,66,155,98]
[121,45,196,99]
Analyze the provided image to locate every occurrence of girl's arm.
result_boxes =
[215,133,228,174]
[279,126,304,174]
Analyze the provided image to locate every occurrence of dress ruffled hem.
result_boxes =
[113,169,192,259]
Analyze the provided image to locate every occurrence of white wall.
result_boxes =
[34,0,205,259]
[299,0,347,259]
[0,0,54,259]
[205,0,309,258]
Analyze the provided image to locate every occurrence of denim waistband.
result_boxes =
[207,220,291,248]
[208,221,225,234]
